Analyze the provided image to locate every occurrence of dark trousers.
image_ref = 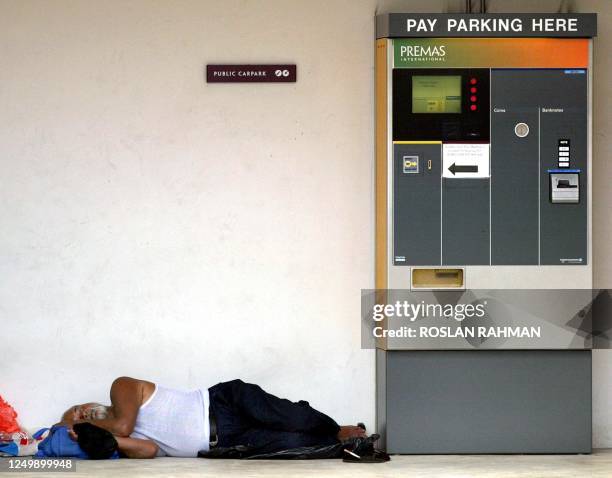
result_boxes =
[208,379,340,454]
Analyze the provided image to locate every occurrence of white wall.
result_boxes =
[1,0,611,447]
[0,0,385,431]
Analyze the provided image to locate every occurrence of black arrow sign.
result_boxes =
[448,163,478,175]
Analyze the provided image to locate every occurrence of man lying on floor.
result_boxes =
[58,377,367,458]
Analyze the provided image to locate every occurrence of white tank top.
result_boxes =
[130,384,210,457]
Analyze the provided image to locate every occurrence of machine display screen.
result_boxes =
[412,76,461,113]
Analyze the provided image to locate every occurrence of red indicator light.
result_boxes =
[470,104,477,111]
[470,95,477,102]
[470,87,477,93]
[470,78,477,85]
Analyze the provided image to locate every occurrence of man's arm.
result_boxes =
[114,436,158,459]
[73,377,144,437]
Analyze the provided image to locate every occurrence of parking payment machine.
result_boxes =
[375,13,597,454]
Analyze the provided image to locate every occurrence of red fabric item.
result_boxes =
[0,396,21,433]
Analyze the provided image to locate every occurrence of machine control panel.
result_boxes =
[392,69,588,266]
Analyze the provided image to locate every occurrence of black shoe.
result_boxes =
[342,434,390,463]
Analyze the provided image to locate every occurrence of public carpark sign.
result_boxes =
[206,64,297,83]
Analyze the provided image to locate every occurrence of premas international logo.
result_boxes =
[398,44,447,63]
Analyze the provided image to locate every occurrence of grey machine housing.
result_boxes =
[375,13,596,454]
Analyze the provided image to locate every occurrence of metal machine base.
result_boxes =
[376,349,592,454]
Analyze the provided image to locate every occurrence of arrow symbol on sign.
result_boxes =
[448,163,479,175]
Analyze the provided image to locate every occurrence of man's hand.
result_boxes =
[67,427,78,442]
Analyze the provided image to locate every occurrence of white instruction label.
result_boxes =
[442,143,490,178]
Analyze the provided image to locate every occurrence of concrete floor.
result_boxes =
[3,449,612,478]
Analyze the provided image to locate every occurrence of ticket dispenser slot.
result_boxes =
[550,172,579,204]
[411,268,464,289]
